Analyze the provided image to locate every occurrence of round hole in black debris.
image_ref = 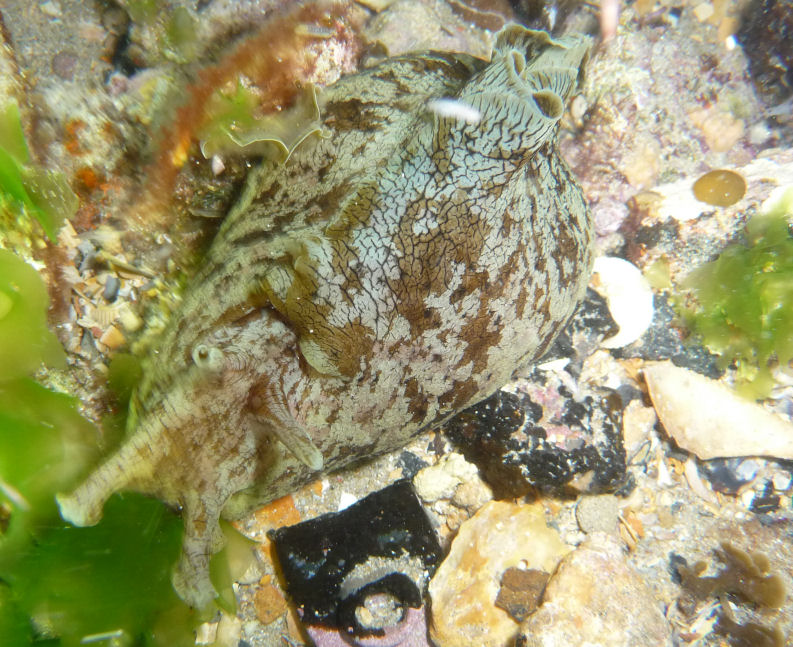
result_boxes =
[337,573,421,637]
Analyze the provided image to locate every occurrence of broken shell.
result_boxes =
[643,361,793,460]
[591,257,654,349]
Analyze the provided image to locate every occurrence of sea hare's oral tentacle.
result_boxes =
[250,381,325,471]
[57,425,164,526]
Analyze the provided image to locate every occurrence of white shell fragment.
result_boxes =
[643,361,793,460]
[592,256,654,349]
[426,98,482,124]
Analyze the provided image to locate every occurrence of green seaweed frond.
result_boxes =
[0,252,217,646]
[679,187,793,399]
[197,82,323,162]
[0,101,78,242]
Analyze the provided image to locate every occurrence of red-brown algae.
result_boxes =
[136,1,362,231]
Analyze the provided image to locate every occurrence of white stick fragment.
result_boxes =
[643,361,793,460]
[427,98,482,124]
[684,456,719,505]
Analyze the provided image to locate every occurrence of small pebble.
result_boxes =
[692,1,714,21]
[118,306,143,333]
[77,240,96,272]
[575,494,620,534]
[734,458,762,482]
[99,325,125,350]
[51,51,78,81]
[103,275,120,302]
[211,155,225,176]
[413,453,478,503]
[252,578,287,625]
[699,457,758,494]
[40,0,62,18]
[772,471,792,492]
[621,400,657,457]
[451,479,492,511]
[495,567,549,622]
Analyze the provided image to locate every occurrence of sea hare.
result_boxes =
[58,25,593,607]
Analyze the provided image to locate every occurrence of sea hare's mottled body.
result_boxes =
[58,26,593,607]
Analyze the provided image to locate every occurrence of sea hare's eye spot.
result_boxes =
[191,344,224,371]
[692,169,746,207]
[532,90,564,121]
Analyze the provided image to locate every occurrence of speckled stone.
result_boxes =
[575,494,620,534]
[413,453,479,503]
[428,501,570,647]
[516,533,672,647]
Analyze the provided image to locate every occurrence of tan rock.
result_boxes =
[429,501,571,647]
[689,107,744,153]
[619,136,661,189]
[621,399,657,456]
[517,533,672,647]
[413,452,479,502]
[451,478,492,511]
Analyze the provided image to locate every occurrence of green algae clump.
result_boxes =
[197,82,323,162]
[0,250,66,378]
[7,494,195,647]
[680,186,793,398]
[0,252,212,646]
[0,101,77,242]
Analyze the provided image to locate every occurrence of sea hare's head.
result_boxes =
[128,321,260,445]
[455,25,591,158]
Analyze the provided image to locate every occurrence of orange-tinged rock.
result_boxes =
[253,575,288,625]
[254,494,301,531]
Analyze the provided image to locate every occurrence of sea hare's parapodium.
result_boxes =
[58,25,593,607]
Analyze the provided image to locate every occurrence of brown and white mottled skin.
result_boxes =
[57,25,593,608]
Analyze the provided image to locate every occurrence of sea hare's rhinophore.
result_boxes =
[58,25,593,608]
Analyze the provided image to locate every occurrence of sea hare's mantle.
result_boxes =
[58,25,593,607]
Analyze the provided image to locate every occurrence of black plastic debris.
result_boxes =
[269,479,441,644]
[446,386,627,499]
[750,480,782,515]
